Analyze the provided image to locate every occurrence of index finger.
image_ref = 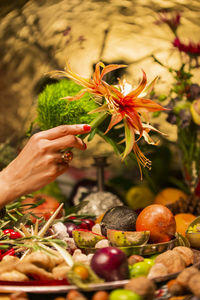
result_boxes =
[36,124,91,140]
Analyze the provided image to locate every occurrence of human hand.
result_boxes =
[0,124,91,206]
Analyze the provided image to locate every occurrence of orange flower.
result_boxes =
[48,61,126,100]
[49,62,167,177]
[94,73,167,176]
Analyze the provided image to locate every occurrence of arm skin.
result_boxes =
[0,124,91,208]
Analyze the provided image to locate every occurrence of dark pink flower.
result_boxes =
[156,11,181,33]
[173,38,200,57]
[63,26,71,36]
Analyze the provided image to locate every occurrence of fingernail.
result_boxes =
[83,142,87,150]
[83,124,91,132]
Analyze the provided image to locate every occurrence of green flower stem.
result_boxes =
[78,111,108,141]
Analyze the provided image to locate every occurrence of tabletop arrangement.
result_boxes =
[0,9,200,300]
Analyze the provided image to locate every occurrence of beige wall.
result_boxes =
[0,0,199,149]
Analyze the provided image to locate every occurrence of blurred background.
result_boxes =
[0,0,200,212]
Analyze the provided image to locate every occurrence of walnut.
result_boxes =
[168,281,186,296]
[188,272,200,297]
[176,266,199,287]
[147,263,168,280]
[155,250,186,273]
[125,276,156,300]
[172,246,194,266]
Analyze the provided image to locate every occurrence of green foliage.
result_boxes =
[37,79,99,130]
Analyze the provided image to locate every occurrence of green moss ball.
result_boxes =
[37,79,98,130]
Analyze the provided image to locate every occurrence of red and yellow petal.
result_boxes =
[104,113,123,134]
[124,70,147,100]
[133,98,167,112]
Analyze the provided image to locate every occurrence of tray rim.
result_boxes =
[0,280,129,293]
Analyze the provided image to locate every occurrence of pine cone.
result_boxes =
[166,194,200,216]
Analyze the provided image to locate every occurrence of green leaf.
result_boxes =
[65,201,89,216]
[96,129,121,155]
[158,95,167,102]
[122,122,134,160]
[152,111,161,118]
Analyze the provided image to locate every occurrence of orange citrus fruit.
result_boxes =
[154,188,187,206]
[175,213,196,236]
[125,185,154,210]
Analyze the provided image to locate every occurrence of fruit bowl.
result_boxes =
[81,234,186,256]
[118,235,179,256]
[185,216,200,249]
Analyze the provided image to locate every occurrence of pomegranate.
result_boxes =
[136,204,176,243]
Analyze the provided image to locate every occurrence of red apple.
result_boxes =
[136,204,176,243]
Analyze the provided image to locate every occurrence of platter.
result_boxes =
[0,249,200,294]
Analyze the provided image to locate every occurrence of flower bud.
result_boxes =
[190,99,200,125]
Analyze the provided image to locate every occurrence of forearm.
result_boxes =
[0,168,22,208]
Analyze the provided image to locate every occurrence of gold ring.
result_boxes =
[61,150,73,164]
